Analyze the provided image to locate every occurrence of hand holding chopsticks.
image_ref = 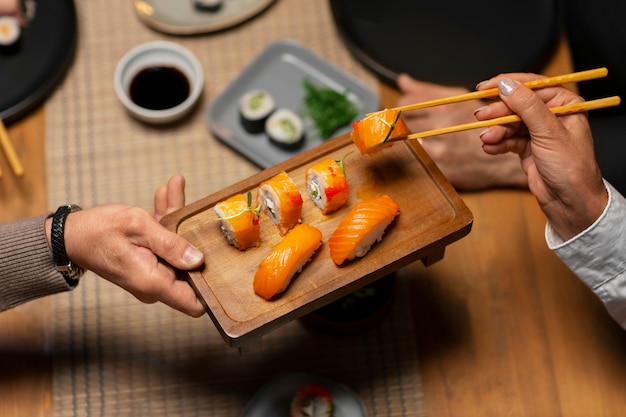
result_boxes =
[384,96,621,144]
[0,118,25,178]
[369,67,609,116]
[373,67,620,148]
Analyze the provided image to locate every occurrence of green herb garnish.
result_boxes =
[303,78,358,139]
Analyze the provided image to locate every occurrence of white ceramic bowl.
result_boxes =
[114,41,204,124]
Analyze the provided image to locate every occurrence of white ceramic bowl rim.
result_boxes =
[114,40,204,121]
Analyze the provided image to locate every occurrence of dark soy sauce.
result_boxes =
[129,66,190,110]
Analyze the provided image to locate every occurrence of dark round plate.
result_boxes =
[330,0,563,88]
[0,0,77,124]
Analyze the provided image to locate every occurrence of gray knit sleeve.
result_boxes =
[0,213,73,312]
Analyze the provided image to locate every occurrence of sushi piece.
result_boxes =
[305,155,350,214]
[253,224,322,301]
[350,108,411,155]
[239,89,276,134]
[290,384,334,417]
[0,0,36,26]
[214,192,260,250]
[328,194,400,265]
[193,0,222,12]
[257,171,303,236]
[0,16,20,50]
[265,108,305,150]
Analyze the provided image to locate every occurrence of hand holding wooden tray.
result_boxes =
[161,133,473,347]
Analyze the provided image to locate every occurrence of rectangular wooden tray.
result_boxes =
[161,133,473,346]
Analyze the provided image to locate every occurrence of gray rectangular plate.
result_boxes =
[206,38,379,168]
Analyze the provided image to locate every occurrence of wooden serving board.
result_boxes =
[161,133,473,346]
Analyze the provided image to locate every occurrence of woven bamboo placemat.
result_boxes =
[46,1,425,416]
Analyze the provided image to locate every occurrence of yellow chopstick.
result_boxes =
[383,95,621,144]
[368,67,609,117]
[0,119,25,178]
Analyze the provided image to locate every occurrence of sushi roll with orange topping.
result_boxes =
[257,171,303,236]
[290,384,334,417]
[350,108,411,155]
[214,192,260,250]
[305,155,349,215]
[328,194,399,265]
[253,224,323,301]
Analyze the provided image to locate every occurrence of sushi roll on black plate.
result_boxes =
[239,89,276,134]
[193,0,223,12]
[0,16,21,54]
[265,108,305,151]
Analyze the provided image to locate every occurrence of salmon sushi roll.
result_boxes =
[253,224,323,300]
[214,192,260,250]
[290,384,334,417]
[328,194,400,265]
[257,171,303,236]
[350,108,411,155]
[305,156,349,214]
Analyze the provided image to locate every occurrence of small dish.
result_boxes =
[133,0,276,35]
[240,372,367,417]
[114,40,203,124]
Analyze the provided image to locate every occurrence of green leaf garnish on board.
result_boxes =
[303,78,358,139]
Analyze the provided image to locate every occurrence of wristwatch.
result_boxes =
[51,204,85,285]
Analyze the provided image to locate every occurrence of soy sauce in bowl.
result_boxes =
[114,41,204,124]
[129,66,190,110]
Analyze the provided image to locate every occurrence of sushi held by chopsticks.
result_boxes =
[350,108,411,155]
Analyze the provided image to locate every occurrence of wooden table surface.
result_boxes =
[2,36,626,417]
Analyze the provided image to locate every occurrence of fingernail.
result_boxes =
[498,78,517,96]
[473,105,488,115]
[479,128,490,138]
[183,246,204,265]
[475,80,487,90]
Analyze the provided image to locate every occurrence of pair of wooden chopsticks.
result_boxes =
[375,67,621,144]
[0,119,25,178]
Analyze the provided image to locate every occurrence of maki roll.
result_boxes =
[0,16,20,52]
[290,384,334,417]
[239,89,276,134]
[350,108,412,155]
[328,194,400,265]
[253,224,323,301]
[257,171,303,236]
[265,108,305,150]
[214,192,261,250]
[305,156,349,214]
[193,0,223,12]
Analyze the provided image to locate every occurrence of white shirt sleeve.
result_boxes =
[545,180,626,329]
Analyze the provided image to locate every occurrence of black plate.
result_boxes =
[0,0,77,124]
[330,0,563,88]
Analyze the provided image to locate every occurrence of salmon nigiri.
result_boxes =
[305,154,350,215]
[214,192,260,250]
[257,171,303,236]
[328,194,399,265]
[350,108,411,155]
[253,224,323,301]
